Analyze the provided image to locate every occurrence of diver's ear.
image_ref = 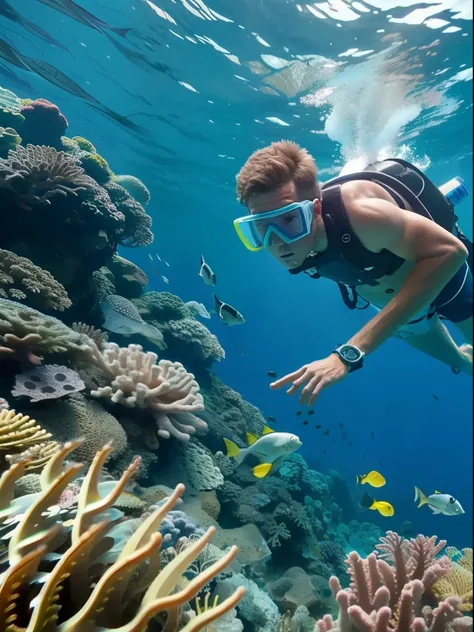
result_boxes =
[313,198,322,218]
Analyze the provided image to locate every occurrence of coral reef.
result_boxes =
[113,173,151,205]
[106,253,149,298]
[87,342,207,443]
[80,151,113,184]
[0,144,95,210]
[72,135,96,153]
[0,248,71,310]
[0,440,245,629]
[161,317,226,365]
[19,98,68,148]
[105,180,154,247]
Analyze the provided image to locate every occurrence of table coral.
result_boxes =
[88,342,207,443]
[0,248,72,311]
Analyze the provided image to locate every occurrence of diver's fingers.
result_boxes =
[270,367,306,390]
[299,375,321,405]
[308,379,329,406]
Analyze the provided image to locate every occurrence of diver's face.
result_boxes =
[248,181,322,269]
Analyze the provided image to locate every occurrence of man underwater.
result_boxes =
[233,141,473,406]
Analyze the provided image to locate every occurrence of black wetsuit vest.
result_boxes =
[288,158,461,310]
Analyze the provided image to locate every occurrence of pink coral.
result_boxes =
[20,99,68,149]
[315,531,468,632]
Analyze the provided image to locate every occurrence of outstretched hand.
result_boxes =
[270,354,349,406]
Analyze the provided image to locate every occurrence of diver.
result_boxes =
[233,141,473,406]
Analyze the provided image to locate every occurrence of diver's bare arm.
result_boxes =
[342,192,468,355]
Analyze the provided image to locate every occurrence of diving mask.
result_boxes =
[233,200,314,252]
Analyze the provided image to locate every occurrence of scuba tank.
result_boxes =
[439,177,469,208]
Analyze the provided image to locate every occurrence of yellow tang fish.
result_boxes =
[356,470,386,488]
[360,493,394,517]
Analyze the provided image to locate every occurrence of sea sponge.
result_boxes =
[19,98,68,149]
[72,135,96,153]
[79,152,113,184]
[0,249,72,311]
[29,393,127,466]
[0,126,21,158]
[11,364,85,402]
[112,174,151,206]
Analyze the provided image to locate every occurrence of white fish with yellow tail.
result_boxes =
[223,426,302,479]
[414,487,464,516]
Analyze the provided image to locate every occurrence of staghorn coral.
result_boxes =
[88,342,208,443]
[80,151,113,184]
[0,298,91,358]
[0,144,96,210]
[267,521,292,548]
[12,364,86,402]
[20,98,68,149]
[112,174,151,206]
[0,248,72,310]
[0,440,245,630]
[0,126,21,157]
[162,318,225,363]
[104,180,154,247]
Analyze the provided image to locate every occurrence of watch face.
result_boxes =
[340,345,361,362]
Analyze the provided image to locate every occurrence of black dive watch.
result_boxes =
[332,344,365,372]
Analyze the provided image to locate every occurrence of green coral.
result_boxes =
[72,135,96,153]
[79,152,113,184]
[0,127,21,158]
[60,136,83,157]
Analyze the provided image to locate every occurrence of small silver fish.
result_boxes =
[148,254,154,261]
[161,276,169,284]
[212,294,245,326]
[164,261,170,267]
[156,254,161,261]
[414,487,464,516]
[199,254,216,286]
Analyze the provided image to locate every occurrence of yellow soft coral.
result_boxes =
[0,408,51,453]
[432,549,473,612]
[0,440,245,630]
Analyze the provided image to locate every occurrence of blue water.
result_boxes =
[2,0,472,550]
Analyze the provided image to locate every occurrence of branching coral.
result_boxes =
[6,439,60,470]
[0,440,245,630]
[0,144,96,210]
[0,248,72,310]
[315,531,471,632]
[0,408,52,465]
[88,342,208,443]
[266,521,292,548]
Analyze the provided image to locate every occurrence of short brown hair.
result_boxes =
[236,140,320,206]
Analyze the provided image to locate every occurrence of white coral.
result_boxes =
[89,342,207,442]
